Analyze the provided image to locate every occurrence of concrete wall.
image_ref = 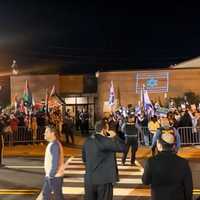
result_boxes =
[0,76,10,107]
[59,75,84,94]
[97,68,200,116]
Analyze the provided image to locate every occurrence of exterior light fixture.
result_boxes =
[95,71,100,78]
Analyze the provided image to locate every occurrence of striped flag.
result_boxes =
[45,89,49,113]
[108,81,115,106]
[143,88,154,116]
[141,85,154,117]
[14,94,19,112]
[32,96,36,107]
[19,99,25,113]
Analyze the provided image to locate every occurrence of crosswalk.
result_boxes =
[62,156,150,200]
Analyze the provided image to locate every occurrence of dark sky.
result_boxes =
[0,1,200,74]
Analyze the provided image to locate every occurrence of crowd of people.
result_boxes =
[0,106,74,145]
[101,100,200,148]
[82,115,194,200]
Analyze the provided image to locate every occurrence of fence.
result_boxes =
[4,126,46,145]
[177,127,200,145]
[3,126,200,146]
[137,126,200,146]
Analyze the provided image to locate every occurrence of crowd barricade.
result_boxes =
[137,126,200,146]
[3,126,200,146]
[4,126,46,145]
[177,127,200,145]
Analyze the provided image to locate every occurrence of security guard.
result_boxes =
[121,114,138,165]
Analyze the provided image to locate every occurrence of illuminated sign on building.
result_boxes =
[136,71,169,93]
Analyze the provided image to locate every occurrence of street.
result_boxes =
[0,156,199,200]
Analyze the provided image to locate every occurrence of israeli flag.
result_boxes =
[143,87,154,116]
[108,81,115,106]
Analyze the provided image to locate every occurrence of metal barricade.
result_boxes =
[138,126,200,146]
[4,126,46,145]
[177,127,200,145]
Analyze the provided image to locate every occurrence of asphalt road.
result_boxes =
[0,157,199,200]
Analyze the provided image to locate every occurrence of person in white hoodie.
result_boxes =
[43,125,64,200]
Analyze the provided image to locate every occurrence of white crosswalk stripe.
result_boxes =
[62,156,149,199]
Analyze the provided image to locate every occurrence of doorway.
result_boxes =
[64,95,96,129]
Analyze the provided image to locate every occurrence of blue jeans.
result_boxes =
[43,177,64,200]
[144,134,150,146]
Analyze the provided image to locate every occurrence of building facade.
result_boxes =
[97,68,200,116]
[8,65,200,123]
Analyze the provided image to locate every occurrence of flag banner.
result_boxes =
[143,88,155,116]
[103,101,112,113]
[108,81,115,106]
[50,85,56,97]
[23,80,32,107]
[136,71,169,93]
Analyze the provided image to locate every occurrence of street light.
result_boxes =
[95,71,100,78]
[11,60,19,75]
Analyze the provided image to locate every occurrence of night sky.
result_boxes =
[0,1,200,74]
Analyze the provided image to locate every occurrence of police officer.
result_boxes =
[121,114,138,166]
[151,117,181,156]
[79,109,89,135]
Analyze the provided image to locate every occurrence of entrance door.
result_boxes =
[64,96,95,129]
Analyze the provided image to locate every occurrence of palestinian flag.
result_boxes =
[23,80,32,107]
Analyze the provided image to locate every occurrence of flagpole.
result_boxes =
[45,88,49,116]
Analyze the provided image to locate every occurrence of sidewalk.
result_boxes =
[3,135,200,159]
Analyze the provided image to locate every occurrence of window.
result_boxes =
[65,97,76,104]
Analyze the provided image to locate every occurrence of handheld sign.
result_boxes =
[156,107,169,117]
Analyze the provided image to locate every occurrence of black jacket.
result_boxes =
[82,134,125,185]
[142,151,193,200]
[123,122,138,145]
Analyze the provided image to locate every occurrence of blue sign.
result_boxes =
[146,78,158,88]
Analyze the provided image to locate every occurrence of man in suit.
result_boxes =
[142,132,193,200]
[82,119,125,200]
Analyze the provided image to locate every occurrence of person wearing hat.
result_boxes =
[151,117,181,156]
[82,119,125,200]
[142,132,193,200]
